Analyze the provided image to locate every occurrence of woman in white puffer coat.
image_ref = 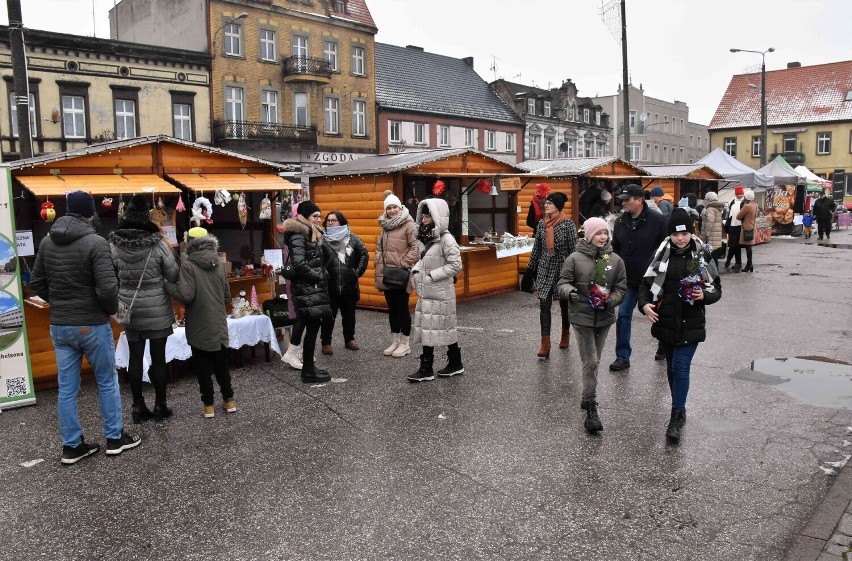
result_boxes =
[407,198,463,382]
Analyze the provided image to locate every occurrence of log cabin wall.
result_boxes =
[515,177,576,271]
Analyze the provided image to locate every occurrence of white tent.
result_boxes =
[794,165,831,192]
[757,156,802,186]
[696,148,774,190]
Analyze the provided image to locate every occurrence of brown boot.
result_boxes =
[559,328,570,349]
[537,336,551,359]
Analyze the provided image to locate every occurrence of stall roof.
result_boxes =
[757,156,803,186]
[310,148,525,177]
[518,157,646,177]
[794,165,831,192]
[695,148,774,189]
[639,164,724,180]
[167,173,302,192]
[16,174,180,196]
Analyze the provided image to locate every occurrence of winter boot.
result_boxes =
[392,335,411,358]
[407,353,435,382]
[581,399,603,433]
[383,333,401,356]
[437,346,464,377]
[537,336,551,359]
[281,341,303,370]
[149,367,172,421]
[559,328,571,349]
[131,402,153,424]
[301,363,331,384]
[665,409,686,443]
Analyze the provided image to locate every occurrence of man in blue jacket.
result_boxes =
[31,190,140,465]
[609,184,669,371]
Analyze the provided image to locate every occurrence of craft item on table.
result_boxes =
[258,196,272,219]
[476,179,491,194]
[250,285,260,311]
[230,290,250,319]
[191,196,213,226]
[40,201,55,222]
[432,180,446,196]
[175,195,186,213]
[102,197,113,209]
[238,193,248,228]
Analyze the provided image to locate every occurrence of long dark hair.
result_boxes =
[323,211,348,227]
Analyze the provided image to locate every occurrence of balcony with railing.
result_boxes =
[212,120,317,149]
[282,56,333,84]
[770,151,806,165]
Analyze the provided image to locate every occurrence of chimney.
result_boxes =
[405,45,424,52]
[787,62,801,69]
[462,56,474,68]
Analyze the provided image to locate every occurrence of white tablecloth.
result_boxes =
[115,314,282,380]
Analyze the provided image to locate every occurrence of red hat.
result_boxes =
[735,185,744,196]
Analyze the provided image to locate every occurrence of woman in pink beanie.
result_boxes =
[556,217,627,433]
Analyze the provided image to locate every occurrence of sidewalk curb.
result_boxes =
[784,463,852,560]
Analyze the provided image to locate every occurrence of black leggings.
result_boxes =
[384,289,411,336]
[301,319,321,369]
[539,298,570,336]
[289,318,305,346]
[127,337,167,406]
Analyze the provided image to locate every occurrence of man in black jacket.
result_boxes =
[812,192,837,241]
[609,184,669,371]
[31,190,140,465]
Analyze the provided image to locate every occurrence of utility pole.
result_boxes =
[620,0,630,161]
[7,0,33,159]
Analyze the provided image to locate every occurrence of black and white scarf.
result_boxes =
[643,235,719,302]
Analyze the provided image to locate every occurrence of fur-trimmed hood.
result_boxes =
[109,230,163,263]
[186,234,220,270]
[416,198,450,242]
[281,217,324,245]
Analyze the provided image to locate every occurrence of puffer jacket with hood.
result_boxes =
[109,230,179,332]
[411,198,463,347]
[556,238,627,328]
[166,234,230,352]
[701,200,726,251]
[31,214,118,325]
[280,218,332,320]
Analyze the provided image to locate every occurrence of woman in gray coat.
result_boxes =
[109,194,179,423]
[407,198,463,382]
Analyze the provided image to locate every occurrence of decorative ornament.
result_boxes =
[40,201,56,222]
[191,196,214,226]
[214,190,227,207]
[102,197,113,209]
[250,285,260,310]
[232,193,240,202]
[258,196,272,220]
[238,193,248,229]
[117,196,125,218]
[534,183,552,198]
[476,179,491,194]
[175,195,186,213]
[432,180,446,196]
[149,208,167,225]
[157,196,165,210]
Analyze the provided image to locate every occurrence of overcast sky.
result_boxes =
[4,0,850,124]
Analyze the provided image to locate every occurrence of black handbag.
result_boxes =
[281,246,298,280]
[743,228,755,242]
[380,232,409,289]
[520,264,537,293]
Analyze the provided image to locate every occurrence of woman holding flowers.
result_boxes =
[557,218,626,433]
[638,208,722,444]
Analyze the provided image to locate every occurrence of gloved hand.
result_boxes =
[569,291,579,304]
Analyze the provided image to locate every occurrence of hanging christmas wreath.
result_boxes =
[191,196,213,226]
[432,180,446,196]
[476,179,491,194]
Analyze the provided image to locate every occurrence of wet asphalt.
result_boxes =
[1,228,851,561]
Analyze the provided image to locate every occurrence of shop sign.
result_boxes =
[499,177,522,191]
[0,165,36,410]
[15,231,34,257]
[299,151,369,164]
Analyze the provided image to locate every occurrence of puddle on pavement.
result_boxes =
[807,242,852,249]
[732,356,852,409]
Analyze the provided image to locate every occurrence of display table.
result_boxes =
[115,314,282,379]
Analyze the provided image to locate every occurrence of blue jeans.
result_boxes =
[659,341,699,412]
[50,324,123,447]
[614,286,639,360]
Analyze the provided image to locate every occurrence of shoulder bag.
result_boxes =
[381,232,410,290]
[114,247,154,329]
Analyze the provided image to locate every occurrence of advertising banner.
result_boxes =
[0,165,36,410]
[766,184,797,236]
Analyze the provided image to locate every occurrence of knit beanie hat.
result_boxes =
[735,185,744,196]
[383,190,402,210]
[600,190,612,202]
[668,208,695,234]
[650,186,665,198]
[545,192,568,212]
[583,217,609,243]
[704,191,718,202]
[744,189,755,201]
[188,226,208,238]
[297,200,321,218]
[66,190,95,218]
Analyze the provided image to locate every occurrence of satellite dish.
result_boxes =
[639,112,648,122]
[559,142,568,152]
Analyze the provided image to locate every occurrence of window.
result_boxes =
[9,92,36,137]
[262,90,279,125]
[62,94,86,138]
[527,98,535,115]
[629,110,637,134]
[689,135,694,147]
[568,105,575,120]
[414,123,425,145]
[352,100,366,136]
[752,136,761,158]
[506,132,515,152]
[351,46,365,75]
[584,141,592,157]
[171,93,194,141]
[679,119,684,135]
[723,137,736,157]
[486,130,496,151]
[645,143,650,160]
[654,144,659,162]
[389,120,401,143]
[464,128,474,147]
[663,146,669,163]
[783,134,797,153]
[323,41,338,71]
[294,92,308,127]
[333,0,346,12]
[530,135,541,158]
[543,101,551,117]
[627,142,640,161]
[583,109,589,123]
[260,30,276,61]
[225,86,244,122]
[322,96,339,134]
[816,132,831,155]
[663,115,669,133]
[544,137,554,159]
[224,23,242,56]
[679,148,684,163]
[292,35,308,72]
[114,99,136,139]
[439,125,449,146]
[595,111,601,126]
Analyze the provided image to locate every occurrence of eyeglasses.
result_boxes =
[310,213,322,219]
[326,216,339,223]
[543,200,554,206]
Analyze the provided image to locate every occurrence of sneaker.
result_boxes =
[105,431,141,456]
[61,440,100,465]
[223,399,237,413]
[203,405,215,418]
[321,344,333,355]
[609,357,630,371]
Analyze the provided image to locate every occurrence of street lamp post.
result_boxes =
[212,12,249,58]
[729,47,774,167]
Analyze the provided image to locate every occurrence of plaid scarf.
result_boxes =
[643,236,719,302]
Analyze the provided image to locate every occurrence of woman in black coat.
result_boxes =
[639,209,721,444]
[320,211,368,354]
[280,201,332,384]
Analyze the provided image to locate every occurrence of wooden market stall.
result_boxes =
[10,135,297,389]
[639,164,725,204]
[309,148,528,310]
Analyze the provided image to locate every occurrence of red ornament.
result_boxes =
[534,183,552,198]
[40,201,56,222]
[476,179,491,194]
[432,180,446,196]
[102,197,113,209]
